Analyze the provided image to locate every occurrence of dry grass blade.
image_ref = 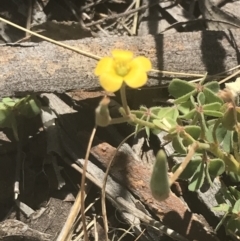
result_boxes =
[80,126,97,241]
[0,17,101,60]
[101,130,143,241]
[169,142,198,186]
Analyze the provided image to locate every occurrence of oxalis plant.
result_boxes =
[94,50,240,237]
[0,95,41,199]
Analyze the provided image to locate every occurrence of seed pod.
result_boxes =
[95,97,111,127]
[222,105,236,130]
[150,150,170,201]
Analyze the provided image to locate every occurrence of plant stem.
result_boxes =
[170,142,198,185]
[120,83,130,116]
[130,114,156,129]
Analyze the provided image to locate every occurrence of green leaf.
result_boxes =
[180,108,196,120]
[17,96,41,118]
[228,186,240,200]
[158,107,179,120]
[208,158,225,177]
[203,87,223,104]
[232,199,240,214]
[204,81,220,93]
[177,101,192,115]
[212,203,231,212]
[150,150,170,201]
[184,125,201,140]
[0,107,14,128]
[207,124,233,153]
[197,92,205,105]
[226,216,240,234]
[168,79,195,99]
[203,102,221,111]
[153,119,169,132]
[227,172,240,183]
[188,161,205,191]
[172,158,202,180]
[203,110,223,117]
[172,134,187,154]
[174,90,197,104]
[2,97,17,107]
[145,126,150,139]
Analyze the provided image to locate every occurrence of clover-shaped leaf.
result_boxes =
[158,107,179,120]
[184,125,201,140]
[17,96,41,118]
[204,81,220,93]
[172,158,202,180]
[188,161,205,191]
[169,79,195,99]
[177,100,192,115]
[203,87,223,104]
[232,199,240,214]
[208,158,225,177]
[172,133,187,154]
[197,92,205,105]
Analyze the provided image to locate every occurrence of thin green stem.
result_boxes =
[109,116,130,124]
[120,83,130,116]
[130,114,156,129]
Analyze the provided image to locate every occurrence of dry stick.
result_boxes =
[2,16,240,85]
[170,142,198,186]
[85,0,163,27]
[26,0,33,38]
[4,15,239,84]
[159,18,240,34]
[62,157,189,241]
[134,228,146,241]
[0,17,101,60]
[219,68,240,84]
[56,188,83,241]
[81,0,107,11]
[101,130,142,240]
[132,0,140,35]
[80,126,97,241]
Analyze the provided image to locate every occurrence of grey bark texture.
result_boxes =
[1,29,240,97]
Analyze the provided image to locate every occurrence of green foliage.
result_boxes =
[213,186,240,239]
[129,77,240,234]
[0,95,41,140]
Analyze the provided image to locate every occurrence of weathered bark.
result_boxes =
[1,29,240,97]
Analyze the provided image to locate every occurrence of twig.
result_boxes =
[26,0,33,38]
[81,0,107,11]
[14,141,22,200]
[101,130,142,241]
[85,0,163,27]
[219,68,240,84]
[169,142,198,186]
[132,0,140,35]
[0,17,101,60]
[80,126,97,241]
[159,18,240,34]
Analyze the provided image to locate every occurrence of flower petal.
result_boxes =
[124,68,148,89]
[99,71,123,92]
[94,57,114,76]
[131,56,152,72]
[111,49,133,62]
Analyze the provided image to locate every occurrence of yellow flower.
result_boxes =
[94,50,152,92]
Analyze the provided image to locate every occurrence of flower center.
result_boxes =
[114,60,131,77]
